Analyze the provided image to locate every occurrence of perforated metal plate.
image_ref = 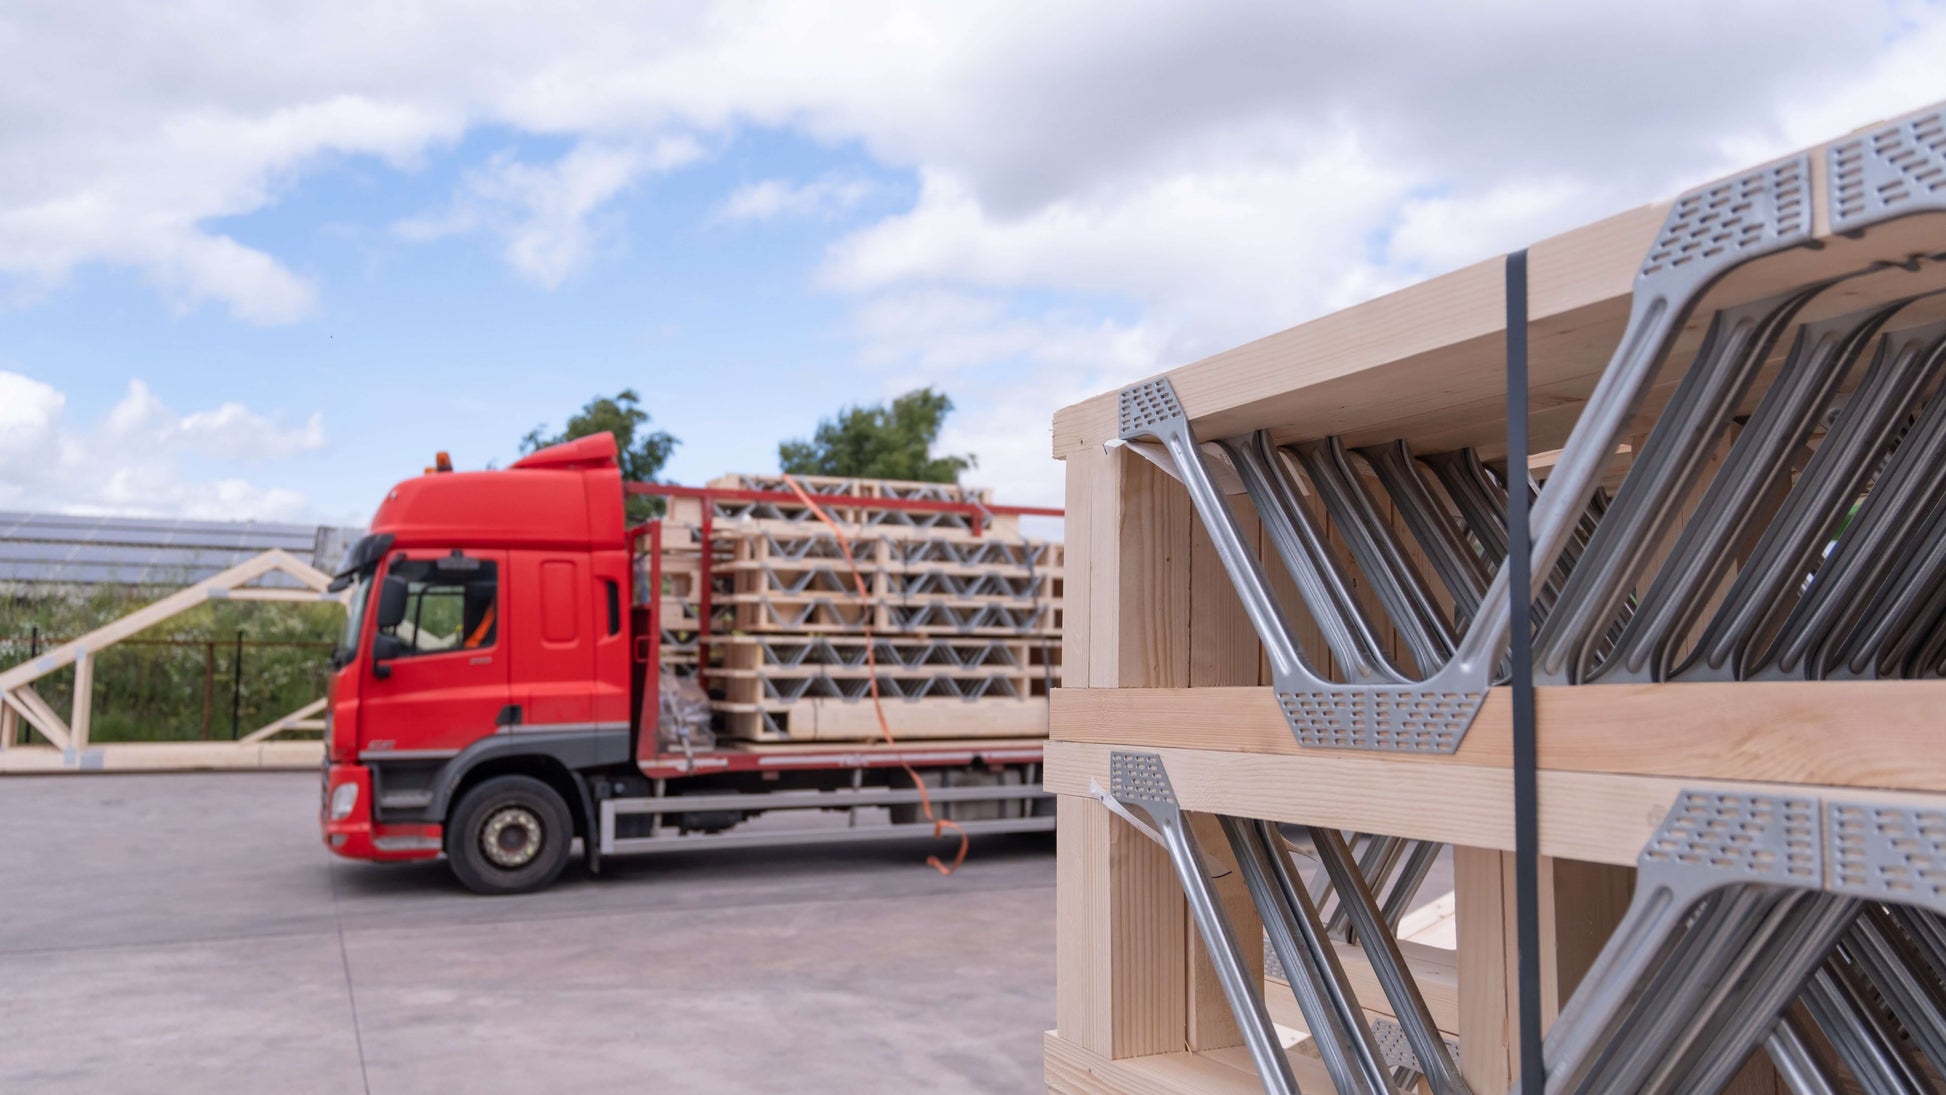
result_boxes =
[1830,107,1946,233]
[1825,801,1946,915]
[1260,935,1285,981]
[1276,688,1483,753]
[1640,156,1811,285]
[1108,750,1177,809]
[1370,1017,1461,1073]
[1639,791,1820,888]
[1118,378,1186,438]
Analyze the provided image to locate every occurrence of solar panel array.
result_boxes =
[0,512,364,590]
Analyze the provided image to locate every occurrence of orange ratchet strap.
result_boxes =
[781,474,969,876]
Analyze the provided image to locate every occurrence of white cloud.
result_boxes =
[0,373,64,464]
[848,288,1161,383]
[396,136,704,287]
[179,403,327,461]
[719,173,875,222]
[1386,178,1598,276]
[0,91,457,323]
[0,372,325,520]
[6,0,1935,328]
[822,131,1417,360]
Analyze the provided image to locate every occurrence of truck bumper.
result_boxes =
[321,763,443,862]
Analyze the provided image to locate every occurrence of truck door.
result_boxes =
[508,551,595,727]
[359,549,511,758]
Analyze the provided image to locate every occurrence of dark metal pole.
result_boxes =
[29,625,38,657]
[202,641,215,740]
[1507,249,1544,1093]
[230,629,244,740]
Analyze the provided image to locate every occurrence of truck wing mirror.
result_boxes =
[370,632,405,678]
[375,575,410,629]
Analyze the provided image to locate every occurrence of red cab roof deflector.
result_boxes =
[509,432,619,471]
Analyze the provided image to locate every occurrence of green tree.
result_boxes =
[522,389,679,521]
[778,387,974,483]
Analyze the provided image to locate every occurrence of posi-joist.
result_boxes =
[1046,100,1946,1094]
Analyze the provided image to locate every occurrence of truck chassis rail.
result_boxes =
[598,783,1052,855]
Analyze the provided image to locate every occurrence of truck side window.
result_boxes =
[383,559,498,656]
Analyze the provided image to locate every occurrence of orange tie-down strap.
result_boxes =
[465,603,496,648]
[782,474,968,875]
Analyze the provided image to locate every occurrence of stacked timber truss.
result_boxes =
[637,473,1061,742]
[1047,100,1946,1094]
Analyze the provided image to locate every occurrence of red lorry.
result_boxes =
[319,433,1056,894]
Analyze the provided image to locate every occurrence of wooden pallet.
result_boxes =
[1046,102,1946,1093]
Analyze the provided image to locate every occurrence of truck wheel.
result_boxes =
[446,775,573,895]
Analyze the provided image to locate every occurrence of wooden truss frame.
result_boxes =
[0,549,342,773]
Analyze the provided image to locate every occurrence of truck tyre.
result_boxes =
[446,775,574,895]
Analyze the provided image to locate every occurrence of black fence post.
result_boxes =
[230,629,244,740]
[202,642,215,740]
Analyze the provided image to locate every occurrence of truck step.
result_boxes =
[379,790,434,810]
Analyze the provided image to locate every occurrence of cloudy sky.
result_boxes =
[1,1,1942,526]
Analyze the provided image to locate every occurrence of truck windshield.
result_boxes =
[330,573,373,669]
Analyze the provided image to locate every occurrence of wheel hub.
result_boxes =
[480,806,542,869]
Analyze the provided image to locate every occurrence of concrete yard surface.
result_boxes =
[0,773,1055,1094]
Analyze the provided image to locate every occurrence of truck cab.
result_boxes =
[321,434,633,891]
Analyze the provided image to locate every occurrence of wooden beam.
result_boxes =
[221,588,339,603]
[0,740,325,774]
[1101,447,1191,689]
[1053,441,1202,1064]
[723,695,1049,741]
[1056,794,1186,1058]
[1451,850,1634,1089]
[1044,739,1946,868]
[1545,859,1634,1022]
[245,548,335,593]
[239,697,328,744]
[1051,682,1946,794]
[1265,937,1459,1037]
[3,685,71,751]
[1456,846,1514,1090]
[1062,449,1097,691]
[69,650,94,751]
[1045,1029,1337,1095]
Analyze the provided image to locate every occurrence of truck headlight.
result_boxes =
[330,782,359,821]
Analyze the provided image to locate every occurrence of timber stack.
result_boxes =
[1046,100,1946,1093]
[649,473,1062,743]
